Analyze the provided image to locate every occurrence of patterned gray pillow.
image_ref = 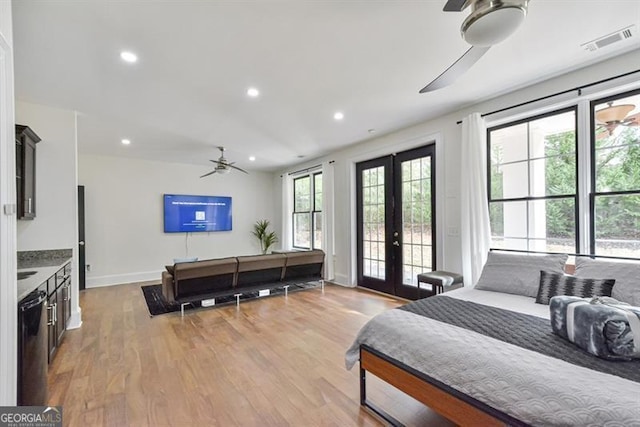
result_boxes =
[574,258,640,306]
[475,252,568,297]
[536,270,615,305]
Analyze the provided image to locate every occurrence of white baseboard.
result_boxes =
[333,273,353,287]
[67,306,82,330]
[86,270,161,288]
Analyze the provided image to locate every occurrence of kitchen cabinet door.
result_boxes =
[15,125,40,220]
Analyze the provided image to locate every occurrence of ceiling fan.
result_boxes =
[200,146,248,178]
[420,0,530,93]
[595,101,639,136]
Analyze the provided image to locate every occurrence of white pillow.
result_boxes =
[475,251,568,297]
[574,257,640,306]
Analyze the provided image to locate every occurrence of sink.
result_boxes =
[17,271,37,280]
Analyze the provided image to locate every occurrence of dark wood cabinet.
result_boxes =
[15,125,41,220]
[46,262,72,363]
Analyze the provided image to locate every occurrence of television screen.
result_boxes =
[163,194,232,233]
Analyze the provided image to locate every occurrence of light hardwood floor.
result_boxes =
[48,283,455,426]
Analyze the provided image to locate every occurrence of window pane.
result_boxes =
[491,201,527,239]
[490,123,528,164]
[594,194,640,258]
[529,198,576,253]
[314,173,323,210]
[499,161,528,199]
[489,109,578,254]
[530,155,576,197]
[361,166,386,280]
[529,111,576,158]
[594,130,640,193]
[293,213,310,248]
[313,212,322,249]
[294,176,310,211]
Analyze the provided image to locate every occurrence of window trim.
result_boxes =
[292,171,322,250]
[588,88,640,257]
[487,106,580,253]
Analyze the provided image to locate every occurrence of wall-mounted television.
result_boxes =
[163,194,232,233]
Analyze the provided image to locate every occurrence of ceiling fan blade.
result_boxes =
[443,0,470,12]
[200,170,218,178]
[228,164,249,174]
[419,45,490,93]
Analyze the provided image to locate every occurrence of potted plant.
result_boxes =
[252,220,279,254]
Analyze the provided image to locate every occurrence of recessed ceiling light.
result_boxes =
[120,51,138,63]
[247,87,260,98]
[249,156,256,161]
[121,139,131,145]
[334,112,344,121]
[368,129,376,134]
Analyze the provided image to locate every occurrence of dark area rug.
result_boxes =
[141,281,321,316]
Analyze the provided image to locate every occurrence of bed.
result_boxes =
[345,253,640,426]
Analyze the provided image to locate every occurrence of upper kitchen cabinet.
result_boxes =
[15,124,41,220]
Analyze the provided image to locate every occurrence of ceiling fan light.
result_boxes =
[595,104,635,124]
[462,4,527,47]
[217,167,231,174]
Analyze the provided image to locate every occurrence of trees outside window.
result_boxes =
[488,108,578,253]
[591,90,640,258]
[487,88,640,259]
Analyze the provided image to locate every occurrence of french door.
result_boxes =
[356,145,436,299]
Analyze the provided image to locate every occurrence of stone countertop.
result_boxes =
[17,257,72,302]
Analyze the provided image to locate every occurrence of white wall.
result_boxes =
[15,101,81,329]
[0,0,17,406]
[276,49,640,288]
[78,154,277,287]
[16,103,78,250]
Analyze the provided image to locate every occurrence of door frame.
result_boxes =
[355,145,436,298]
[348,133,444,288]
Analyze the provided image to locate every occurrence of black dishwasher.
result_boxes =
[17,283,48,406]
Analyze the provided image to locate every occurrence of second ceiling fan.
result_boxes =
[200,146,249,178]
[420,0,530,93]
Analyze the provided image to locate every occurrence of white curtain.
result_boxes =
[321,161,335,280]
[460,113,491,287]
[281,173,293,251]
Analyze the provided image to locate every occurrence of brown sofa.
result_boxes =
[161,250,324,306]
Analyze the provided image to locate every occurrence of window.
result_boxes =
[487,88,640,260]
[591,90,640,258]
[488,108,578,253]
[292,172,322,249]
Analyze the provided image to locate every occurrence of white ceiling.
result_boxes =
[12,1,640,172]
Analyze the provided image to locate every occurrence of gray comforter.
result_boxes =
[550,295,640,360]
[346,296,640,427]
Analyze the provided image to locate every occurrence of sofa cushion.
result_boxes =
[173,257,198,264]
[236,254,286,287]
[236,253,286,272]
[284,250,325,266]
[283,250,325,281]
[174,257,237,281]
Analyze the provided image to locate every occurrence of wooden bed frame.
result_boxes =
[359,345,527,427]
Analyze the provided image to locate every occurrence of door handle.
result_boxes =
[393,241,400,246]
[47,304,54,326]
[79,241,85,246]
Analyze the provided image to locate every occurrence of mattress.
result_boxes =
[346,288,640,426]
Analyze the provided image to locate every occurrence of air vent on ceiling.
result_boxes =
[582,25,635,52]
